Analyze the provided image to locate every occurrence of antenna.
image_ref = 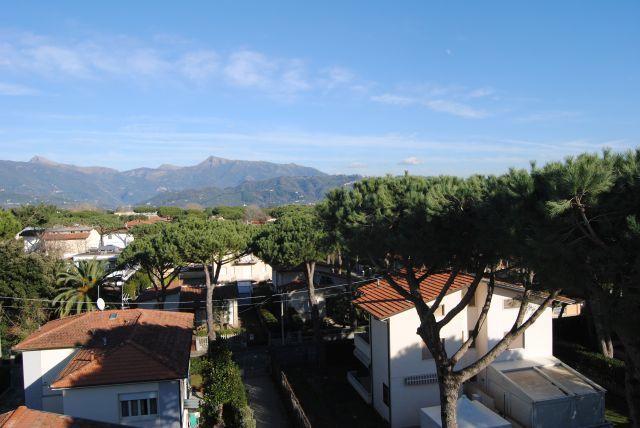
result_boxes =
[96,298,105,311]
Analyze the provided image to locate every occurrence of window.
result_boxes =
[505,331,525,349]
[435,305,445,317]
[119,392,158,419]
[382,383,390,406]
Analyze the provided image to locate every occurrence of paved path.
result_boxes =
[245,375,291,428]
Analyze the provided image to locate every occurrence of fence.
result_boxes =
[274,368,312,428]
[195,336,208,352]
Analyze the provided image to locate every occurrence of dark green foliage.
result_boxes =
[0,240,57,355]
[199,341,252,426]
[10,204,58,228]
[555,341,625,395]
[208,206,246,220]
[259,308,278,331]
[53,260,108,316]
[223,404,256,428]
[0,210,20,240]
[252,207,328,269]
[156,206,185,218]
[122,271,152,299]
[325,293,366,326]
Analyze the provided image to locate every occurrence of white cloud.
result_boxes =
[224,50,275,88]
[399,156,423,165]
[371,93,415,106]
[468,87,494,98]
[424,99,488,119]
[372,92,488,118]
[0,82,39,96]
[179,50,219,81]
[515,110,581,123]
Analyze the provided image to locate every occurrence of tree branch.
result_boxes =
[450,274,495,365]
[436,265,486,329]
[427,267,461,318]
[458,289,560,381]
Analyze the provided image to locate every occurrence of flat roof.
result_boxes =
[420,397,511,428]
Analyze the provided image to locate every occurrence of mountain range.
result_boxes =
[0,156,359,208]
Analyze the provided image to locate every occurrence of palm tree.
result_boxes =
[53,260,108,317]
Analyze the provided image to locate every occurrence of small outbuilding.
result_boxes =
[485,356,607,428]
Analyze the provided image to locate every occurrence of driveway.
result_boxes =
[245,375,291,428]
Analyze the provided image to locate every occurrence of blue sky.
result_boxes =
[0,1,638,176]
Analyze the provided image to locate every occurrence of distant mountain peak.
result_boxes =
[198,156,228,167]
[157,163,181,170]
[29,156,60,166]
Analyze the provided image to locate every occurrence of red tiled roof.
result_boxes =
[0,406,124,427]
[353,272,476,319]
[43,232,91,241]
[13,309,193,389]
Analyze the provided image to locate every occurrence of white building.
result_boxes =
[13,309,194,428]
[349,273,606,428]
[179,254,272,285]
[101,231,134,249]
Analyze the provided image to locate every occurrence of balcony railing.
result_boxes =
[347,370,372,404]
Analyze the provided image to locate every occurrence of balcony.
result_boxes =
[354,330,370,366]
[347,370,372,404]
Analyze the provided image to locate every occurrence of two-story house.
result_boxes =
[349,272,606,428]
[13,309,194,427]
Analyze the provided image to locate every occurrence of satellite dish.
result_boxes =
[96,298,106,311]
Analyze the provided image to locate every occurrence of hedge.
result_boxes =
[554,341,626,396]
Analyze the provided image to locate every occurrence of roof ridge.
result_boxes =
[13,311,91,349]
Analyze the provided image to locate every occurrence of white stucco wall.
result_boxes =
[370,316,390,422]
[22,348,77,412]
[387,290,467,428]
[102,232,134,249]
[365,283,554,428]
[62,380,183,427]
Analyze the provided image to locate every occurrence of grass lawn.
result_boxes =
[285,365,388,428]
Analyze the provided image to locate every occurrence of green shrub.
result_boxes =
[554,341,625,395]
[199,341,248,425]
[123,271,152,299]
[224,404,256,428]
[259,308,278,330]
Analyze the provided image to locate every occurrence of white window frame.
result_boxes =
[119,391,158,421]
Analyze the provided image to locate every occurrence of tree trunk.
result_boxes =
[304,262,321,341]
[438,371,461,428]
[624,352,640,428]
[617,331,640,428]
[589,295,614,358]
[204,265,216,342]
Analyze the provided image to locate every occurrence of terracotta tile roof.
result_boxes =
[354,272,576,319]
[353,272,476,319]
[13,309,193,389]
[43,232,91,241]
[0,406,124,427]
